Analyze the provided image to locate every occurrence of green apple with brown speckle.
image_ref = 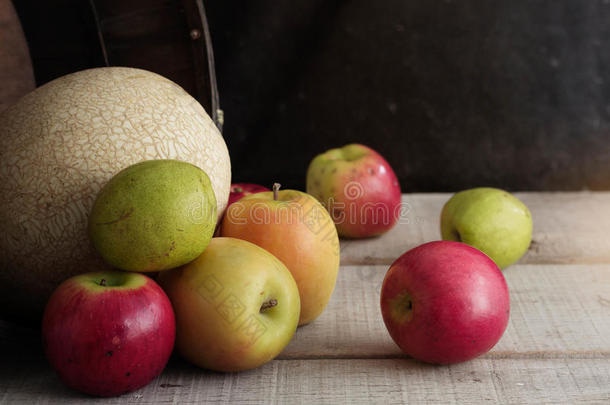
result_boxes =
[88,160,217,272]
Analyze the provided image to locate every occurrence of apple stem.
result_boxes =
[273,183,281,201]
[99,279,106,287]
[260,298,278,312]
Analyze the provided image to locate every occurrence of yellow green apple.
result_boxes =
[89,159,217,272]
[220,184,340,325]
[440,187,532,269]
[158,237,300,372]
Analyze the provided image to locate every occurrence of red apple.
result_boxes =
[42,271,175,397]
[215,183,271,236]
[228,183,270,207]
[306,144,401,238]
[380,241,510,364]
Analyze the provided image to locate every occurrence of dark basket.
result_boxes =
[14,0,222,130]
[89,0,222,130]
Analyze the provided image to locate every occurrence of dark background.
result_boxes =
[11,0,610,191]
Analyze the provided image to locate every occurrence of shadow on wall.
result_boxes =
[206,0,610,191]
[10,0,610,191]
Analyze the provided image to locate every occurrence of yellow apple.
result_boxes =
[158,237,300,372]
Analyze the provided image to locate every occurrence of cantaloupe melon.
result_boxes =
[0,67,231,323]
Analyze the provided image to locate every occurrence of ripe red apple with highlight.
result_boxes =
[380,241,510,364]
[42,271,175,397]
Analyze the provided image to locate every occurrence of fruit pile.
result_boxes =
[0,69,533,398]
[42,159,341,396]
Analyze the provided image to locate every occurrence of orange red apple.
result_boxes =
[220,184,340,325]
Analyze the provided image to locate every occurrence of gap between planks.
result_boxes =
[1,264,608,363]
[339,192,610,266]
[2,358,607,404]
[279,263,610,361]
[277,350,610,361]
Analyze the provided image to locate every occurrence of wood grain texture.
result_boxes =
[2,264,607,361]
[340,192,610,265]
[1,193,609,403]
[280,263,610,359]
[1,357,608,404]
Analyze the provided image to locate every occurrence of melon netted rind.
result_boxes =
[0,67,231,323]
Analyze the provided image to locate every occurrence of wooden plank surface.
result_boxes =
[1,192,609,403]
[1,263,608,403]
[3,264,606,362]
[340,192,610,265]
[1,357,609,404]
[281,264,610,359]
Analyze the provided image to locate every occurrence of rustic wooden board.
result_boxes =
[340,192,610,265]
[1,193,609,403]
[281,263,610,359]
[3,264,606,362]
[1,263,608,403]
[1,357,609,404]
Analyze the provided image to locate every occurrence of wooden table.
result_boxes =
[2,192,609,404]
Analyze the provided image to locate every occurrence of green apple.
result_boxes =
[158,237,300,372]
[440,187,532,269]
[89,160,217,272]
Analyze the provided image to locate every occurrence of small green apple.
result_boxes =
[440,188,532,269]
